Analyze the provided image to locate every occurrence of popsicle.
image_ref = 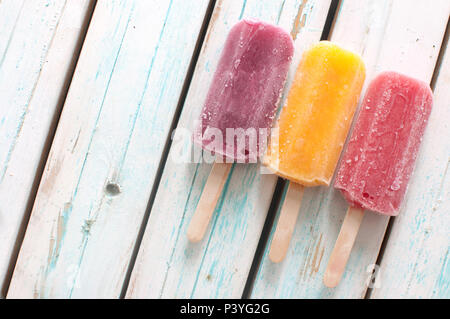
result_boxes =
[264,41,366,262]
[187,19,294,242]
[324,72,433,287]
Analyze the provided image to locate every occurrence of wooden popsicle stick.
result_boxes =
[269,182,305,263]
[323,206,365,288]
[187,162,232,243]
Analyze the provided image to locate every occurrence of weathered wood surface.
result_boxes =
[251,0,450,298]
[7,0,211,298]
[126,0,334,299]
[3,0,449,299]
[0,0,94,295]
[370,38,450,299]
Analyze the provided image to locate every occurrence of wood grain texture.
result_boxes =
[370,36,450,299]
[324,207,364,288]
[126,0,333,299]
[187,162,233,243]
[4,0,448,299]
[7,0,211,298]
[269,183,304,263]
[0,0,94,295]
[251,0,450,298]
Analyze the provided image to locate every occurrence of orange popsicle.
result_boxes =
[264,41,366,185]
[264,41,365,262]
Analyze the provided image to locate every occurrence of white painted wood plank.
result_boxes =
[370,41,450,299]
[126,0,333,299]
[0,0,94,294]
[7,0,211,298]
[251,0,449,298]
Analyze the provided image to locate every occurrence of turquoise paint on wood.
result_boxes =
[252,0,450,298]
[126,0,334,299]
[0,0,94,294]
[0,0,66,179]
[4,0,448,299]
[370,39,450,299]
[8,0,211,298]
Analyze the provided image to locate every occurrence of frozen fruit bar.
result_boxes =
[264,41,366,185]
[193,19,294,163]
[335,71,433,216]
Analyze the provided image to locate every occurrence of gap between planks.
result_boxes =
[1,0,97,298]
[250,0,450,299]
[365,15,450,299]
[119,0,218,298]
[242,0,342,298]
[125,0,337,299]
[7,0,216,299]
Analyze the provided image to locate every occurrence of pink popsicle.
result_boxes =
[335,71,433,216]
[193,19,294,163]
[324,72,433,288]
[187,19,293,242]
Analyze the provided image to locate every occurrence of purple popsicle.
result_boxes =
[187,19,293,243]
[193,19,294,163]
